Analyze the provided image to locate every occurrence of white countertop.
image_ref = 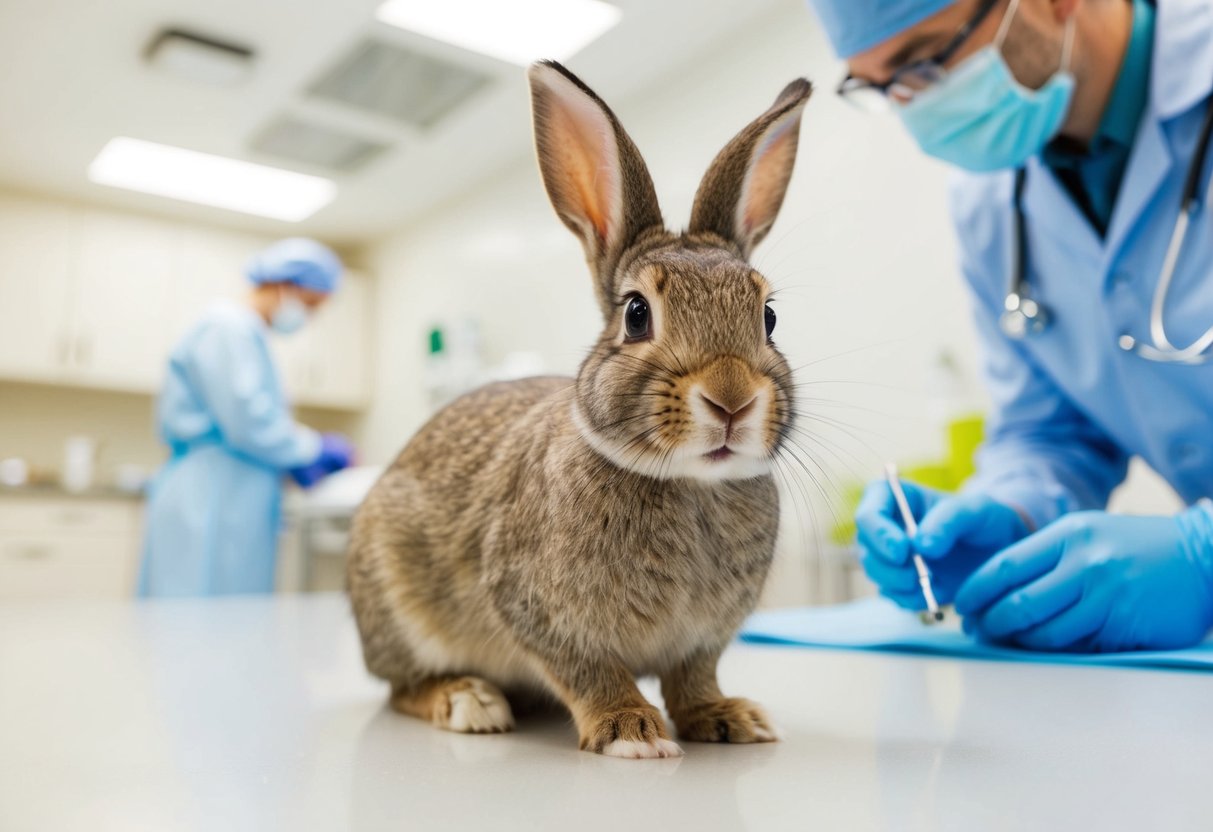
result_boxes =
[2,594,1210,832]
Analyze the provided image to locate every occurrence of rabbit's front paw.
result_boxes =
[581,707,684,759]
[673,697,779,744]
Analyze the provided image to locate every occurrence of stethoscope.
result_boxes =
[1001,91,1213,364]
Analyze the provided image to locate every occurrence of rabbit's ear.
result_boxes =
[689,79,812,260]
[529,61,663,303]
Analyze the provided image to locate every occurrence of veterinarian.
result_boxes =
[810,0,1213,651]
[139,238,355,597]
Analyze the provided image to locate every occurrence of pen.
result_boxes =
[883,463,944,623]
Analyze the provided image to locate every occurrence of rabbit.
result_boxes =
[347,60,812,759]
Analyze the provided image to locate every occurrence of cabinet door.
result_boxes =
[0,194,76,381]
[0,498,140,601]
[0,535,136,600]
[269,322,317,403]
[70,211,182,392]
[174,228,265,343]
[304,270,372,408]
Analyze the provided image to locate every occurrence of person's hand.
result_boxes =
[956,510,1213,652]
[316,432,355,473]
[289,433,355,489]
[855,480,1031,610]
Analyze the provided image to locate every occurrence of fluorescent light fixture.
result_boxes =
[375,0,621,66]
[88,137,336,222]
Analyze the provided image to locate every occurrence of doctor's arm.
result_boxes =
[184,318,323,470]
[961,299,1130,531]
[946,306,1213,651]
[940,273,1213,652]
[855,266,1129,610]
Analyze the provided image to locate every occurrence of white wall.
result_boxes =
[356,1,976,605]
[362,0,976,467]
[358,0,1179,605]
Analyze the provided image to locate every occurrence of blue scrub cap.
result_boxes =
[807,0,958,58]
[246,238,343,294]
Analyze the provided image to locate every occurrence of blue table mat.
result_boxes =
[740,597,1213,671]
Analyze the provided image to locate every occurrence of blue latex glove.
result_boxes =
[289,433,355,489]
[855,479,1031,610]
[956,506,1213,652]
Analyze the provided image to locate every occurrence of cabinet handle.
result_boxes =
[4,543,53,561]
[56,509,93,526]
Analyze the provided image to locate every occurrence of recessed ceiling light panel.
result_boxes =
[88,137,336,222]
[374,0,621,66]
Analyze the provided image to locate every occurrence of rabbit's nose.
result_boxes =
[699,392,758,427]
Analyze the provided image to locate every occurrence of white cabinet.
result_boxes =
[312,272,372,407]
[173,228,261,341]
[0,194,75,381]
[0,193,374,412]
[0,497,143,601]
[272,270,372,409]
[70,211,181,392]
[0,199,180,394]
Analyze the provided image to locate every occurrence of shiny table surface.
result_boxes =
[2,594,1210,832]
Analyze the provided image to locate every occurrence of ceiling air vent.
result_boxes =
[145,29,255,86]
[307,39,491,129]
[251,117,388,173]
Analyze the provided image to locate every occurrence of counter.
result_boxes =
[0,483,144,502]
[1,594,1210,831]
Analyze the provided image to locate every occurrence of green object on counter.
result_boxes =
[947,414,984,483]
[826,413,986,545]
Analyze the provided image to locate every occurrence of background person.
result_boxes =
[139,238,355,597]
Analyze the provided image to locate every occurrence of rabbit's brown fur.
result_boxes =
[348,62,812,758]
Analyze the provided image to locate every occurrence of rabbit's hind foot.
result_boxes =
[672,697,779,744]
[391,676,515,734]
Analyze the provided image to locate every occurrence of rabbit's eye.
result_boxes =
[765,304,777,339]
[625,295,650,340]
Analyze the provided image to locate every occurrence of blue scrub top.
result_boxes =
[952,0,1213,528]
[139,301,321,597]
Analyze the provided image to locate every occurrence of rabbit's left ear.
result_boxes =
[689,79,812,260]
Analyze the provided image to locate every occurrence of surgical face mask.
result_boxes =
[896,0,1077,172]
[271,293,309,335]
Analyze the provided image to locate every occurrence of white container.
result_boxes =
[0,458,29,488]
[114,464,151,494]
[61,436,96,494]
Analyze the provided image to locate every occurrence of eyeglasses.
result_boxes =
[837,0,1002,112]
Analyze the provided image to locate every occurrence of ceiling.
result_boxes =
[0,0,795,246]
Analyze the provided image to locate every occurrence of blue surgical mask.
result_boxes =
[271,293,309,335]
[897,0,1076,173]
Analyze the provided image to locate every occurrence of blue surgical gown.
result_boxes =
[952,0,1213,528]
[138,301,321,597]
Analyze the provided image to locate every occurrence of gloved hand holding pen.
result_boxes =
[854,479,1031,611]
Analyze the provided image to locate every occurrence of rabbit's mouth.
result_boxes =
[704,447,735,462]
